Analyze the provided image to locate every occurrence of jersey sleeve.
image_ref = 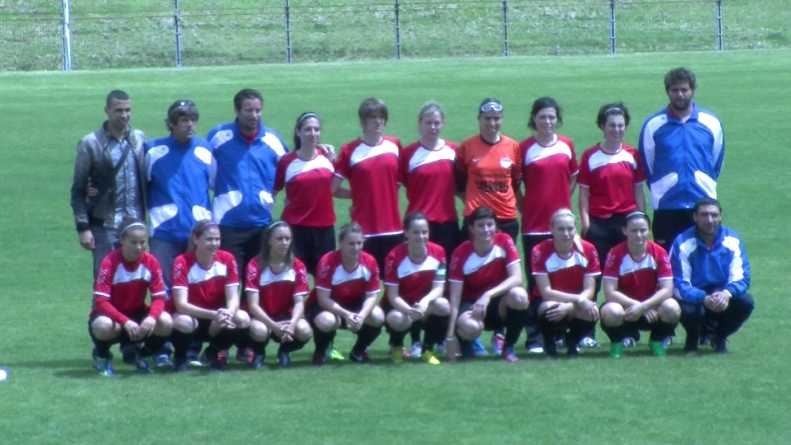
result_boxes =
[633,150,647,184]
[585,244,601,275]
[447,247,465,282]
[314,254,333,290]
[577,150,591,187]
[274,156,287,192]
[568,141,580,176]
[383,249,400,287]
[434,247,448,281]
[245,259,259,293]
[293,261,310,296]
[602,248,620,279]
[147,259,166,320]
[503,235,521,266]
[394,138,405,186]
[225,254,240,287]
[655,246,673,280]
[334,146,351,179]
[511,141,523,189]
[171,255,188,290]
[365,257,381,294]
[93,256,115,298]
[531,244,548,275]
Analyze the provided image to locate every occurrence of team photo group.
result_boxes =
[71,66,754,376]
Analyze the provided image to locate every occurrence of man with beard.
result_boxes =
[638,68,725,252]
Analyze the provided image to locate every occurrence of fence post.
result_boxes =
[61,0,72,71]
[173,0,182,68]
[609,0,616,55]
[715,0,723,51]
[394,0,402,59]
[502,0,509,56]
[284,0,292,63]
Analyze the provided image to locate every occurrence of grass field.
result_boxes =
[1,50,790,444]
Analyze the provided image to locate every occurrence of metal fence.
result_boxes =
[0,0,787,71]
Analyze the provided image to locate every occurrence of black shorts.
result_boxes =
[429,221,462,264]
[191,318,214,342]
[652,209,695,253]
[458,296,502,331]
[363,233,404,279]
[266,313,295,343]
[291,225,336,277]
[462,217,519,245]
[584,214,628,266]
[88,308,149,345]
[522,234,552,294]
[305,299,365,330]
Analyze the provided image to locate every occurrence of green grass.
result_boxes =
[1,50,790,444]
[1,0,789,70]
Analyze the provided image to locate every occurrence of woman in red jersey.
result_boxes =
[445,207,529,363]
[600,212,680,358]
[306,222,385,365]
[531,209,600,357]
[382,212,449,365]
[89,217,172,376]
[170,220,250,372]
[245,221,313,369]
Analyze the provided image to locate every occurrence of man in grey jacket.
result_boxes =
[70,90,147,278]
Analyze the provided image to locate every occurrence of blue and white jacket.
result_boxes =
[207,120,287,228]
[145,135,215,242]
[639,104,725,210]
[670,225,750,305]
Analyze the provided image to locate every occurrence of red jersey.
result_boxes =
[577,143,646,218]
[307,250,381,306]
[334,136,403,236]
[382,242,447,305]
[274,151,336,227]
[456,134,522,219]
[245,257,310,319]
[172,250,239,311]
[91,249,166,324]
[400,140,458,223]
[519,135,579,235]
[530,239,600,300]
[448,233,520,302]
[602,241,671,302]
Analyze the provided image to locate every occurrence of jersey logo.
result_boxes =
[500,158,513,169]
[318,262,330,279]
[471,157,481,163]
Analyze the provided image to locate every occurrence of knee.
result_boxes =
[173,314,196,333]
[365,306,385,327]
[294,319,312,341]
[154,312,173,336]
[386,310,411,331]
[537,302,557,320]
[429,298,451,317]
[233,310,250,329]
[600,303,625,326]
[506,287,529,310]
[658,299,681,323]
[314,312,339,332]
[731,293,755,312]
[91,316,118,340]
[679,301,703,320]
[455,315,482,341]
[249,320,270,341]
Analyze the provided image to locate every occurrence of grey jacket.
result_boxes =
[70,122,147,232]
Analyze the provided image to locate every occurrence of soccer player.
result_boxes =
[600,211,679,358]
[332,98,403,279]
[170,220,250,372]
[518,97,580,353]
[89,218,172,376]
[274,112,339,277]
[670,198,753,354]
[306,223,384,365]
[456,98,522,244]
[245,221,312,368]
[639,67,725,252]
[531,209,600,357]
[71,90,147,279]
[382,213,449,365]
[445,207,529,363]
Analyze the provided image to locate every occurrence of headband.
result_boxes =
[120,222,146,236]
[193,221,218,237]
[625,210,649,220]
[297,112,319,126]
[604,107,622,114]
[267,220,290,232]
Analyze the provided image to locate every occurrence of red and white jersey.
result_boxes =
[382,242,447,305]
[577,143,646,218]
[92,249,166,318]
[448,233,520,302]
[602,241,671,302]
[400,140,458,223]
[172,250,239,311]
[334,136,403,236]
[307,250,381,306]
[274,151,336,227]
[530,239,600,300]
[245,256,310,319]
[519,135,579,235]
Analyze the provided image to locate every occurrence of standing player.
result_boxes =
[639,67,725,252]
[518,97,580,353]
[245,221,312,368]
[306,223,385,365]
[600,212,679,358]
[531,209,600,357]
[89,218,172,376]
[170,220,250,372]
[445,207,529,363]
[382,213,449,365]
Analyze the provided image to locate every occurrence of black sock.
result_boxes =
[251,339,269,355]
[567,318,596,349]
[389,328,408,348]
[457,336,472,353]
[601,323,624,343]
[650,321,676,341]
[210,329,236,351]
[279,339,307,354]
[353,324,382,354]
[92,338,115,359]
[504,308,528,348]
[142,334,167,357]
[539,314,560,355]
[170,330,193,360]
[234,328,251,349]
[409,322,422,345]
[423,315,449,351]
[313,328,335,354]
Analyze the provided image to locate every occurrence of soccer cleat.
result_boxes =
[649,340,666,357]
[662,336,673,349]
[153,353,171,368]
[683,336,699,354]
[711,336,728,354]
[422,351,440,365]
[491,333,505,356]
[251,354,266,369]
[91,348,113,370]
[391,347,404,364]
[460,342,475,359]
[121,344,140,366]
[435,342,447,356]
[410,342,422,359]
[578,337,599,348]
[622,337,637,348]
[312,350,326,366]
[609,342,624,359]
[173,356,189,373]
[349,349,371,363]
[95,357,114,377]
[236,347,254,364]
[472,337,488,357]
[133,353,151,374]
[207,348,227,372]
[526,345,545,355]
[501,345,518,363]
[277,351,292,368]
[327,346,346,361]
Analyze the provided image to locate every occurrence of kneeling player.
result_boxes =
[170,220,250,372]
[246,221,313,368]
[89,218,173,376]
[601,212,680,358]
[532,209,600,357]
[446,207,528,363]
[307,223,384,364]
[382,212,449,365]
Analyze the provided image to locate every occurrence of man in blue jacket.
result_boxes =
[669,198,753,354]
[639,68,725,252]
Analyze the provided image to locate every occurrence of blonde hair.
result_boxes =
[550,208,583,252]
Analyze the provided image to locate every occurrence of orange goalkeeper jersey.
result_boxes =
[456,134,522,219]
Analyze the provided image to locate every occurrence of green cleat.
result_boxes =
[650,340,666,357]
[609,342,623,359]
[326,342,346,361]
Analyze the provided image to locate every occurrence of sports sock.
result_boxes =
[504,307,528,347]
[251,339,269,355]
[409,322,422,345]
[423,315,449,351]
[279,339,307,354]
[353,324,382,354]
[312,328,335,354]
[601,322,625,343]
[389,328,408,348]
[567,317,596,348]
[170,329,193,359]
[650,321,676,342]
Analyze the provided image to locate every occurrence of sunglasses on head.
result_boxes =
[479,102,503,113]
